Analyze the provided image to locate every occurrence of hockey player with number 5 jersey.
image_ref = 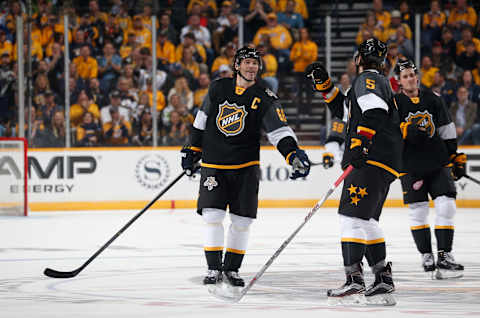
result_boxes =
[180,47,311,289]
[306,38,402,305]
[394,59,466,279]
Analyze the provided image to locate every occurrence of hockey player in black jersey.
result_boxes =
[395,59,466,279]
[307,38,402,305]
[181,47,311,288]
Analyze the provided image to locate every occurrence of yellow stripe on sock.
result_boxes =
[341,237,367,244]
[435,225,454,230]
[366,238,385,245]
[411,224,430,230]
[226,248,246,255]
[204,246,224,251]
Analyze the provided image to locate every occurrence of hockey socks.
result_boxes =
[341,241,366,266]
[205,250,223,270]
[434,227,454,253]
[411,225,433,253]
[223,251,244,272]
[365,242,386,267]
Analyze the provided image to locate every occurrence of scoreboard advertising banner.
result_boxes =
[6,146,480,211]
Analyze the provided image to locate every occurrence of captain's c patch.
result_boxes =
[216,101,248,136]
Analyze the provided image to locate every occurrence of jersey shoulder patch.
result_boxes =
[264,87,278,100]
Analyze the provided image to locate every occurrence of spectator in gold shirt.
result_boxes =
[254,13,292,73]
[103,107,132,146]
[420,55,439,89]
[157,30,176,71]
[290,28,318,119]
[372,0,390,30]
[70,90,101,127]
[258,43,279,93]
[193,73,210,111]
[447,0,478,36]
[422,0,446,53]
[73,45,98,80]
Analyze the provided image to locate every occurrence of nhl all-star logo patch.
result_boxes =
[406,110,435,137]
[204,176,218,191]
[216,101,248,137]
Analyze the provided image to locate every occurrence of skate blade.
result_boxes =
[365,293,396,306]
[327,294,366,306]
[435,269,464,280]
[208,282,242,303]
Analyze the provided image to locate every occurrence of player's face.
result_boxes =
[399,68,418,91]
[238,58,259,81]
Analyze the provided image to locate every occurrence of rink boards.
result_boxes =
[11,146,480,211]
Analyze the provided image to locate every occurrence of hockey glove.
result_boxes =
[181,146,202,176]
[400,120,429,144]
[322,152,335,169]
[287,149,311,180]
[305,62,333,93]
[349,134,371,169]
[450,152,467,181]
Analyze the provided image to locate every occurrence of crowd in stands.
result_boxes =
[0,0,479,146]
[353,0,480,144]
[0,0,316,147]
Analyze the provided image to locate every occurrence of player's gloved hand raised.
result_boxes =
[450,152,467,181]
[400,120,429,144]
[181,146,202,176]
[322,152,334,169]
[287,149,311,180]
[305,62,333,93]
[349,135,371,169]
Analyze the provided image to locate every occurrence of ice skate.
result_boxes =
[365,262,396,306]
[204,269,223,294]
[422,253,435,278]
[208,271,244,301]
[435,251,464,279]
[327,264,366,305]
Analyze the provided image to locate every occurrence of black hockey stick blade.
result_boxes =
[43,170,188,279]
[44,267,81,279]
[465,174,480,185]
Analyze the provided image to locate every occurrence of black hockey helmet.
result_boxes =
[233,46,262,72]
[395,58,417,75]
[358,38,387,67]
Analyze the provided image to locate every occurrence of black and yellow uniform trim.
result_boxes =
[204,246,224,251]
[226,248,246,255]
[410,224,430,230]
[315,78,332,92]
[201,160,260,170]
[399,121,410,139]
[190,146,202,152]
[235,86,246,95]
[323,86,339,103]
[350,138,362,149]
[341,237,385,244]
[435,225,454,230]
[366,160,400,178]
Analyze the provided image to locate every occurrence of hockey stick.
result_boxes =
[465,174,480,186]
[44,170,188,278]
[211,165,354,303]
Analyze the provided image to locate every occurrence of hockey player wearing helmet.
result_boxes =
[395,59,465,279]
[306,38,402,305]
[181,46,311,288]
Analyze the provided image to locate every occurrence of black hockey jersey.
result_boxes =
[395,89,457,174]
[190,77,297,168]
[325,70,402,177]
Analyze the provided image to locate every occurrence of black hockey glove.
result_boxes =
[322,152,334,169]
[400,120,429,144]
[181,146,202,176]
[287,149,311,180]
[349,134,371,169]
[305,62,333,93]
[450,152,467,181]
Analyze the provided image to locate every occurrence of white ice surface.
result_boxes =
[1,208,480,318]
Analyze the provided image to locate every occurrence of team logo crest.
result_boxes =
[406,110,435,137]
[347,184,368,206]
[216,101,248,136]
[204,176,218,191]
